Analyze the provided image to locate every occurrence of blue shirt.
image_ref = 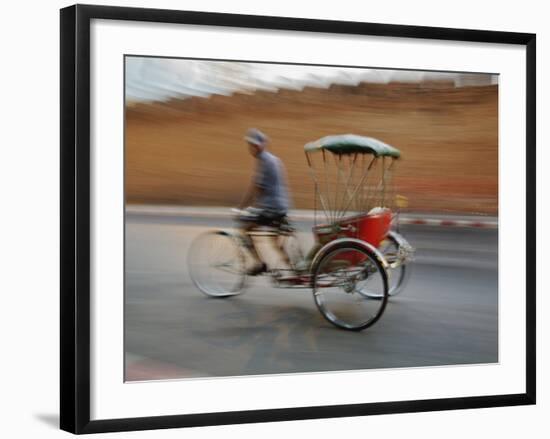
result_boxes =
[255,150,290,213]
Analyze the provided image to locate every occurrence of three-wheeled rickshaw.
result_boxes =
[189,134,414,331]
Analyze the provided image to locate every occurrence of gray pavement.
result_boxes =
[124,213,498,381]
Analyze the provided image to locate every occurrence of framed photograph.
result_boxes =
[60,4,536,434]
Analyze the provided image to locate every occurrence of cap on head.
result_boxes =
[244,128,268,147]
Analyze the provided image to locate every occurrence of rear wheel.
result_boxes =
[311,242,388,331]
[188,231,246,297]
[363,232,409,298]
[383,233,409,296]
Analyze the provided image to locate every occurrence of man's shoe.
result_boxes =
[246,262,267,276]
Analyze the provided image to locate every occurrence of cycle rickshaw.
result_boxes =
[189,134,414,331]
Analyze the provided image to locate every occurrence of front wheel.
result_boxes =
[188,230,246,297]
[311,242,388,331]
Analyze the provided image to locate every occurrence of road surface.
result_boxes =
[124,212,498,381]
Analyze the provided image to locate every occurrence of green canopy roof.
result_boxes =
[304,134,401,158]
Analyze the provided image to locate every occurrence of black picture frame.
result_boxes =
[60,4,536,434]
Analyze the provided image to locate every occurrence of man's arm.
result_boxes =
[238,180,259,209]
[239,158,267,209]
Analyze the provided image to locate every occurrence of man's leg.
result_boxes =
[241,221,267,275]
[270,235,292,269]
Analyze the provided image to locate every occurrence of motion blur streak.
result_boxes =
[125,58,498,215]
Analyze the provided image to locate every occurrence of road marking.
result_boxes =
[127,205,498,229]
[125,353,209,381]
